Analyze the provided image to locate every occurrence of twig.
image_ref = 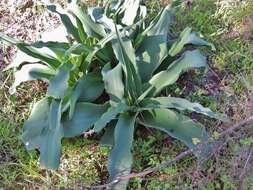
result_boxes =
[218,116,253,137]
[73,116,253,189]
[0,72,11,89]
[238,145,253,190]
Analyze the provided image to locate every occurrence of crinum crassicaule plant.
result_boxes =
[0,0,229,189]
[87,2,228,189]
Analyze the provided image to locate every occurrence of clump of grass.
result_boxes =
[216,0,253,39]
[216,0,253,23]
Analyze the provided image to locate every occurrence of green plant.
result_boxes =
[0,0,229,189]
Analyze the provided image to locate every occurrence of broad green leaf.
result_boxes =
[76,16,87,43]
[32,40,70,61]
[169,27,215,56]
[67,43,109,63]
[113,29,139,77]
[49,99,62,130]
[66,43,92,55]
[39,123,64,169]
[37,99,63,169]
[88,7,115,31]
[140,97,229,122]
[93,101,129,132]
[83,20,145,68]
[69,72,104,118]
[100,121,115,146]
[74,73,104,102]
[22,98,64,169]
[47,63,72,99]
[83,32,115,69]
[139,109,211,157]
[146,5,172,36]
[10,64,55,94]
[121,0,140,26]
[63,42,109,65]
[136,5,173,82]
[102,63,124,105]
[63,43,90,60]
[0,33,61,69]
[68,3,106,38]
[46,4,81,42]
[16,45,61,69]
[21,98,50,150]
[134,5,171,48]
[108,113,135,190]
[139,50,207,100]
[112,27,142,100]
[63,102,109,138]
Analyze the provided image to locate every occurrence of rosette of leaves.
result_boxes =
[88,3,227,190]
[0,1,229,189]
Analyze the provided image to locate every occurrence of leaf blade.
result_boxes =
[0,32,61,69]
[69,72,104,118]
[169,27,215,57]
[93,101,129,132]
[139,109,211,157]
[47,63,72,99]
[102,63,124,105]
[63,102,109,138]
[112,27,142,99]
[69,3,106,39]
[139,50,207,100]
[108,113,135,190]
[21,98,50,150]
[136,5,173,82]
[46,4,81,42]
[140,97,229,122]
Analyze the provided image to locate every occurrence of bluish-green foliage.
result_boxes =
[0,0,229,189]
